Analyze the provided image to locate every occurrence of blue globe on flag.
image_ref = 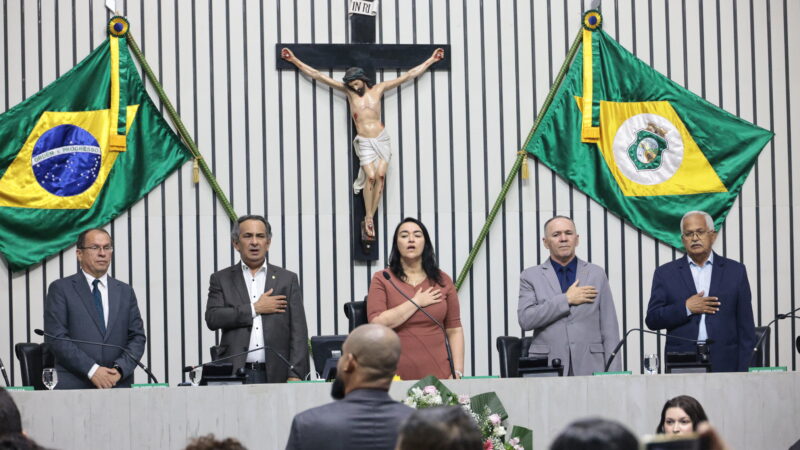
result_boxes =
[31,124,101,197]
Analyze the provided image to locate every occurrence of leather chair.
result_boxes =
[15,342,53,390]
[310,335,347,380]
[344,297,368,331]
[496,336,534,378]
[210,345,220,361]
[751,326,770,367]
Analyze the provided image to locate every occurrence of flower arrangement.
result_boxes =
[404,376,532,450]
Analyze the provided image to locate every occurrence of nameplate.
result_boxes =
[462,375,500,380]
[748,366,787,372]
[593,371,633,376]
[349,0,378,16]
[4,386,34,391]
[132,383,169,388]
[287,379,327,383]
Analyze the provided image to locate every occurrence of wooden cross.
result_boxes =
[276,1,449,261]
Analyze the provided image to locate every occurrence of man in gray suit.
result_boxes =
[517,216,621,376]
[205,215,309,383]
[44,228,146,389]
[285,324,413,450]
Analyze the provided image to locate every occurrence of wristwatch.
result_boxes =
[454,369,463,378]
[112,364,124,379]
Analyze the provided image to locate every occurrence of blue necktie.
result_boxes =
[92,279,106,334]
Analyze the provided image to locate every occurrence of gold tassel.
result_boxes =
[518,151,529,180]
[193,157,200,184]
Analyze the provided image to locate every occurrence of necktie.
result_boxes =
[92,279,106,334]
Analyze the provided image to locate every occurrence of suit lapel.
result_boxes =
[71,273,106,336]
[707,253,724,297]
[540,261,562,294]
[105,277,122,339]
[677,257,697,295]
[264,264,278,294]
[228,264,252,306]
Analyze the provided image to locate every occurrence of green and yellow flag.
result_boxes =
[524,11,773,249]
[0,18,190,271]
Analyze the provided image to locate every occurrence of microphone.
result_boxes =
[0,356,10,386]
[796,336,800,355]
[749,307,800,365]
[604,328,712,372]
[382,270,456,379]
[34,329,158,384]
[184,345,305,380]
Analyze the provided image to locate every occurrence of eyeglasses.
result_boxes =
[682,230,712,239]
[79,245,114,252]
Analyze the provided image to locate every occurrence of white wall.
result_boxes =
[1,0,798,386]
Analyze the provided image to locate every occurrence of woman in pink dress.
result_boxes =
[367,217,465,380]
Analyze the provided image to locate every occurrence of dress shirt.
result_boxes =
[242,261,267,363]
[687,253,713,342]
[81,270,108,379]
[550,257,578,294]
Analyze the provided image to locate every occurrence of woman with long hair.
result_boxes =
[656,395,709,435]
[367,217,465,380]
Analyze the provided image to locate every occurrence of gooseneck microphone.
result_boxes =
[604,328,713,372]
[749,307,800,365]
[382,270,456,379]
[34,328,158,384]
[184,345,305,380]
[0,356,10,386]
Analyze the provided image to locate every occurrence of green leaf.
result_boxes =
[469,392,508,421]
[406,375,457,402]
[509,425,533,450]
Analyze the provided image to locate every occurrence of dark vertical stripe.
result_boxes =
[139,0,153,380]
[326,0,340,332]
[460,0,476,374]
[208,0,220,347]
[412,0,421,220]
[748,0,762,327]
[309,0,322,335]
[546,0,556,214]
[276,1,287,265]
[156,0,171,386]
[428,0,440,269]
[175,0,187,383]
[497,0,508,337]
[191,0,204,364]
[243,0,252,212]
[290,0,306,334]
[446,0,457,311]
[734,0,744,265]
[478,0,492,375]
[395,0,405,221]
[716,0,727,254]
[781,0,796,370]
[764,0,779,363]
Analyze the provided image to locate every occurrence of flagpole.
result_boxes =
[454,28,583,291]
[124,31,238,223]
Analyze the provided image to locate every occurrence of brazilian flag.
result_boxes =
[524,11,773,249]
[0,18,190,271]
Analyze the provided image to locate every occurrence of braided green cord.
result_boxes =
[454,29,583,290]
[125,32,238,222]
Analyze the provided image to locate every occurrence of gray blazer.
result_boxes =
[205,262,309,382]
[517,258,621,375]
[44,272,146,389]
[285,389,414,450]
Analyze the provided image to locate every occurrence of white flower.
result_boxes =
[458,394,470,405]
[488,414,501,425]
[493,426,506,437]
[423,385,438,395]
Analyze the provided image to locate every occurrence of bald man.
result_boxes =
[285,324,413,450]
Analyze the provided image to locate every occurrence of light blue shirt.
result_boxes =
[687,253,713,342]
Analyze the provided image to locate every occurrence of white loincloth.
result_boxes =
[352,129,392,194]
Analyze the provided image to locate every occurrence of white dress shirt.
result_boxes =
[687,253,713,342]
[241,261,267,363]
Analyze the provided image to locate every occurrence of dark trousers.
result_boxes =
[243,362,268,384]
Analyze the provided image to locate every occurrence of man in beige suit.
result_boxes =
[517,216,621,376]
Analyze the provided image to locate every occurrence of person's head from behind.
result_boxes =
[550,417,638,450]
[657,395,709,435]
[336,324,401,394]
[395,406,483,450]
[0,388,22,436]
[184,434,246,450]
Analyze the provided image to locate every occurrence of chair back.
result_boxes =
[496,336,521,378]
[310,335,347,379]
[15,342,53,390]
[751,326,770,367]
[210,345,220,361]
[344,298,368,331]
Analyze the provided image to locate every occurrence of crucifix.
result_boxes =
[276,0,449,261]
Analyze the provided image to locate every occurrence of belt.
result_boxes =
[244,362,267,370]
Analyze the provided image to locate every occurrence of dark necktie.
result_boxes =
[92,279,106,334]
[557,266,569,293]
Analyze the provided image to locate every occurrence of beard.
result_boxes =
[330,376,346,399]
[347,84,366,97]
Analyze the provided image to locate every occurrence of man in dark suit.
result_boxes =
[205,215,309,383]
[285,324,413,450]
[44,228,146,389]
[646,210,756,372]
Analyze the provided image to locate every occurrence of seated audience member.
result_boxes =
[395,406,482,450]
[285,324,413,450]
[550,417,638,450]
[184,434,246,450]
[656,395,709,435]
[367,218,465,380]
[0,388,22,436]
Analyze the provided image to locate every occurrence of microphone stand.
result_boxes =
[35,329,158,384]
[604,328,710,372]
[382,271,457,379]
[0,357,10,386]
[749,307,800,365]
[185,345,305,380]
